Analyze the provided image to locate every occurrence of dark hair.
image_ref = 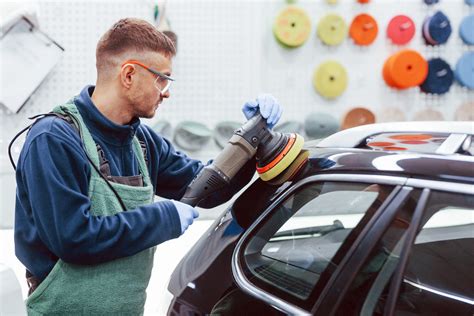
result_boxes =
[96,18,176,71]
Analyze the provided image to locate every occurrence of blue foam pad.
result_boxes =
[423,11,452,45]
[459,14,474,45]
[420,58,454,94]
[455,52,474,89]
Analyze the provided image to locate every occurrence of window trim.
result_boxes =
[231,174,407,315]
[384,188,430,315]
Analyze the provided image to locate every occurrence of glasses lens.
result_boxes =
[154,76,171,94]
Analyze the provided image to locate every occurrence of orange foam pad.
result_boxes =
[342,107,376,130]
[256,134,296,174]
[350,14,378,45]
[383,50,428,89]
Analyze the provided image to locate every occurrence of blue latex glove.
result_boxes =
[242,94,283,129]
[171,200,199,234]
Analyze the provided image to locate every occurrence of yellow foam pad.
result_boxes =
[317,13,347,46]
[273,6,311,47]
[313,61,348,99]
[268,149,309,185]
[258,133,305,181]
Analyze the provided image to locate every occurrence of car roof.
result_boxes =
[301,122,474,185]
[317,121,474,154]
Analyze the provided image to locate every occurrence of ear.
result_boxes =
[120,64,136,89]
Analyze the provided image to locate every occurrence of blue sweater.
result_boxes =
[15,85,255,282]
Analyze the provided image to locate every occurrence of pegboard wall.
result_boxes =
[1,0,473,163]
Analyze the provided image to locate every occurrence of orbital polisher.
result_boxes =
[180,113,306,207]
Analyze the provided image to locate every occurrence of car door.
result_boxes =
[231,174,407,315]
[327,182,474,316]
[313,180,474,315]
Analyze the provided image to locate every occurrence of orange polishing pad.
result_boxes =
[350,13,378,46]
[383,50,428,89]
[342,107,376,130]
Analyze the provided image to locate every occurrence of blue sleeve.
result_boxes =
[141,125,256,208]
[20,127,181,265]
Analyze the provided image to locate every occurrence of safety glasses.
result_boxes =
[122,60,175,95]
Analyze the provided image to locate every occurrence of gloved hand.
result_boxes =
[242,94,283,129]
[171,200,199,234]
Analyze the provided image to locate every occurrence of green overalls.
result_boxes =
[26,103,155,315]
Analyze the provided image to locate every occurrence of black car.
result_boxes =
[167,122,474,315]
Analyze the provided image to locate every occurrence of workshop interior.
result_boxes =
[0,0,473,315]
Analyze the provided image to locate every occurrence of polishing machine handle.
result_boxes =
[179,114,270,207]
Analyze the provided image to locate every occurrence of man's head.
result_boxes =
[95,18,176,119]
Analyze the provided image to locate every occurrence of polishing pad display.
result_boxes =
[377,107,407,122]
[349,13,378,46]
[313,61,348,99]
[174,121,212,151]
[420,58,454,94]
[342,107,376,130]
[257,133,304,181]
[387,15,415,45]
[459,14,474,45]
[455,52,474,89]
[383,50,428,89]
[422,11,452,45]
[455,102,474,121]
[317,13,348,46]
[273,6,311,47]
[304,112,339,139]
[413,109,445,121]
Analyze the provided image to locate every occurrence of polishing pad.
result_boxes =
[459,14,474,45]
[349,13,378,46]
[455,52,474,89]
[273,6,311,47]
[413,109,444,121]
[342,107,376,129]
[317,13,348,46]
[174,121,212,151]
[304,112,339,139]
[268,149,309,185]
[383,50,428,89]
[387,15,415,45]
[313,61,348,99]
[257,133,304,181]
[377,107,406,122]
[420,58,454,94]
[455,102,474,121]
[422,11,452,45]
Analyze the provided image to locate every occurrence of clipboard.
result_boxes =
[0,17,64,113]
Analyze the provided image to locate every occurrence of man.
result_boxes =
[14,18,282,315]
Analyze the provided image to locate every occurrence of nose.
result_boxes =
[161,90,170,99]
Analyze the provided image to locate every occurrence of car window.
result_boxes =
[395,191,474,315]
[337,189,474,316]
[336,189,421,316]
[239,181,395,310]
